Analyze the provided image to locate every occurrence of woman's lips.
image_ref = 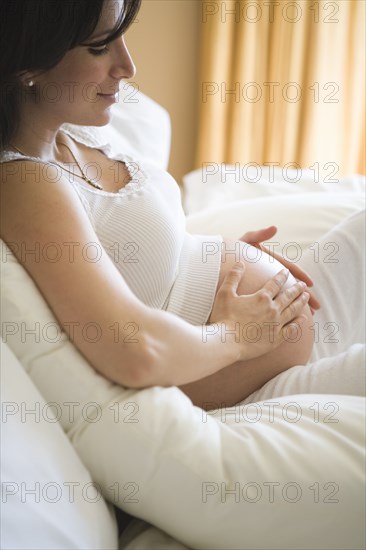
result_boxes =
[97,93,118,103]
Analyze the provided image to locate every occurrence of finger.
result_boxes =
[239,232,259,243]
[263,248,314,288]
[264,225,278,239]
[288,264,314,287]
[281,292,310,325]
[261,268,290,298]
[240,226,277,244]
[254,226,277,241]
[281,315,308,340]
[277,281,307,312]
[220,262,245,296]
[308,292,321,310]
[297,268,314,288]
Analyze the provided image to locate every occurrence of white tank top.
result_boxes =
[0,124,223,325]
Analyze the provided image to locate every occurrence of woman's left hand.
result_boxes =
[239,225,321,314]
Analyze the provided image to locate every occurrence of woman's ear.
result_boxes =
[16,71,37,88]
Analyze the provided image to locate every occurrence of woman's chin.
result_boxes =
[92,108,114,125]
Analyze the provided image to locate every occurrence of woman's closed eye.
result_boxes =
[88,45,110,56]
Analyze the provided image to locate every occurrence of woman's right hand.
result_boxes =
[208,262,310,361]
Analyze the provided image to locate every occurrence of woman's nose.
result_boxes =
[112,36,136,80]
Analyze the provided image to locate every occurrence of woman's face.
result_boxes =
[31,0,136,127]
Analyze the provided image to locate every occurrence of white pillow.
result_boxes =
[183,164,366,215]
[97,82,171,170]
[1,234,365,550]
[186,191,366,252]
[0,338,119,550]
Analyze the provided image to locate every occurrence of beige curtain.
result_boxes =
[195,0,365,177]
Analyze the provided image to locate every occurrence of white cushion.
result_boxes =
[184,165,365,254]
[183,164,365,215]
[75,390,365,550]
[97,83,171,170]
[186,191,366,252]
[0,338,119,550]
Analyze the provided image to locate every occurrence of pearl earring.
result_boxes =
[28,80,34,87]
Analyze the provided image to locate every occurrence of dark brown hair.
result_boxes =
[0,0,141,150]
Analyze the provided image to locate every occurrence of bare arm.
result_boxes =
[1,163,308,388]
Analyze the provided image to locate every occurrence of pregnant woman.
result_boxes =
[1,0,317,411]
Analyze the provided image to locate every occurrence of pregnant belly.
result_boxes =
[217,239,303,293]
[215,238,314,364]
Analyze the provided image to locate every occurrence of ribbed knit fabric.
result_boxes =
[0,124,223,325]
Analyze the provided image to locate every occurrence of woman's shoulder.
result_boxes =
[0,124,107,164]
[0,149,39,164]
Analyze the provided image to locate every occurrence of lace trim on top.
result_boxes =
[0,123,149,198]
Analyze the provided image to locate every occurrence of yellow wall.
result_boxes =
[126,0,201,185]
